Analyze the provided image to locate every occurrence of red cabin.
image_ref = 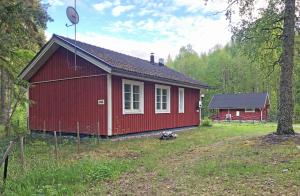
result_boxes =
[19,35,209,136]
[209,92,270,122]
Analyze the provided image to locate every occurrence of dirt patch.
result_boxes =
[259,133,300,145]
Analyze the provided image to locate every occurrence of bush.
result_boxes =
[11,104,27,134]
[202,117,212,127]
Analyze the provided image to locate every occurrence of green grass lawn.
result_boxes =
[1,123,300,195]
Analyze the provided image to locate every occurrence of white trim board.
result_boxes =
[107,74,112,136]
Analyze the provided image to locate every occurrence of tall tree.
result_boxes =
[226,0,298,134]
[0,0,52,134]
[277,0,295,134]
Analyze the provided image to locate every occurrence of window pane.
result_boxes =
[124,84,131,110]
[162,95,167,102]
[162,102,167,110]
[133,93,139,102]
[125,92,131,102]
[124,84,131,93]
[157,95,161,103]
[133,85,140,93]
[133,102,139,109]
[125,101,130,109]
[162,89,167,96]
[157,88,161,96]
[156,88,161,104]
[157,102,161,110]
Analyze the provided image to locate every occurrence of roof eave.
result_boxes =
[112,69,209,89]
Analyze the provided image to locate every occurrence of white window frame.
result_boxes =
[245,108,255,113]
[155,84,171,114]
[122,79,144,114]
[178,88,185,113]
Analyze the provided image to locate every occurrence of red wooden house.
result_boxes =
[19,34,209,136]
[209,92,270,121]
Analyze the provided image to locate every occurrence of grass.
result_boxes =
[1,123,300,195]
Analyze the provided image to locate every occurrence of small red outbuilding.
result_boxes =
[209,92,270,122]
[19,34,209,136]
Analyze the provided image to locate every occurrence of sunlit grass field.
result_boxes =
[1,123,300,195]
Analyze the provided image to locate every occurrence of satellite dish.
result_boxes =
[66,6,79,25]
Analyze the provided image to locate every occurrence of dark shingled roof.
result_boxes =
[54,35,209,88]
[208,92,269,109]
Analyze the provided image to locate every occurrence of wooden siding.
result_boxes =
[212,108,268,121]
[29,47,108,135]
[111,75,200,135]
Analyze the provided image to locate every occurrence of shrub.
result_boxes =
[202,117,212,127]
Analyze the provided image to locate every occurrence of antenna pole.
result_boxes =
[74,0,77,71]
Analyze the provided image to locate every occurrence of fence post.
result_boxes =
[77,122,80,154]
[59,120,62,144]
[3,156,9,183]
[43,120,46,136]
[97,121,100,144]
[20,136,25,170]
[54,131,58,160]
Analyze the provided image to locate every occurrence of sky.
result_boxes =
[44,0,235,61]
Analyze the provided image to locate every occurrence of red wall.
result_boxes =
[29,47,108,135]
[29,47,201,136]
[111,76,200,135]
[212,107,268,121]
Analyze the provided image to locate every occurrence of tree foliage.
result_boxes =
[167,35,299,122]
[0,0,52,135]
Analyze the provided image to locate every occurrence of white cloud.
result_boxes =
[93,1,113,12]
[108,13,231,53]
[112,5,135,17]
[75,13,231,60]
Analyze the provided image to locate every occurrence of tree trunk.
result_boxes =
[277,0,296,134]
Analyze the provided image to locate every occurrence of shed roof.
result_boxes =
[208,92,269,109]
[20,34,209,89]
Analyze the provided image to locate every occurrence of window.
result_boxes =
[155,84,170,113]
[122,79,144,114]
[245,108,255,112]
[178,88,184,113]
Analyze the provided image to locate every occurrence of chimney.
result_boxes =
[158,58,164,66]
[150,53,155,64]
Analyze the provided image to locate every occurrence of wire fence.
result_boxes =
[0,127,105,193]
